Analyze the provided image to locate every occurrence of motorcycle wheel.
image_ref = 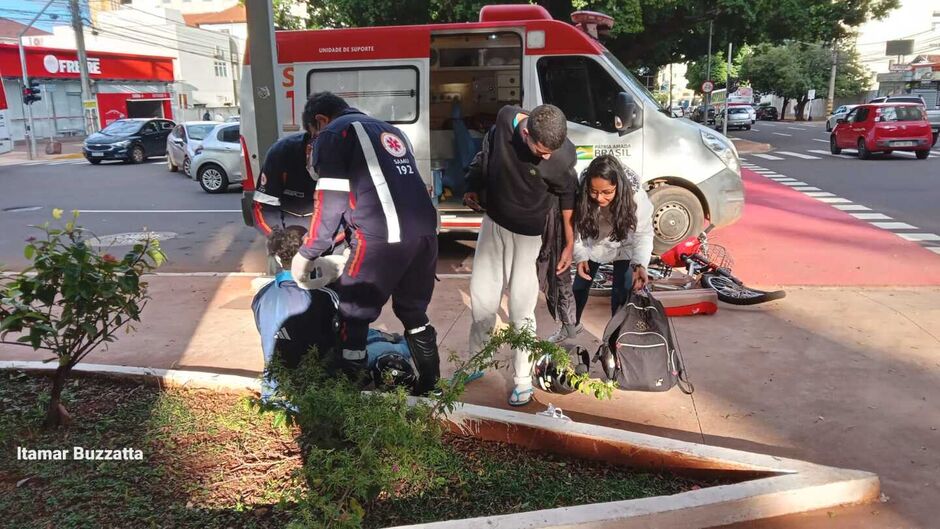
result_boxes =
[701,273,786,305]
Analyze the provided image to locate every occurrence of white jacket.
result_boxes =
[573,188,655,268]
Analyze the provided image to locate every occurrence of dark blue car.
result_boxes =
[83,118,175,165]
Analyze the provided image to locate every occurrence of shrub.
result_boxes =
[0,210,165,427]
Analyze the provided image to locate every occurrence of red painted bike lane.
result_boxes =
[708,169,940,286]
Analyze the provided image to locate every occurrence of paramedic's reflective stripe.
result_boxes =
[316,178,351,193]
[253,190,281,206]
[352,121,401,244]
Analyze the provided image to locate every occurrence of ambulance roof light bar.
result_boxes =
[479,4,552,23]
[571,10,614,40]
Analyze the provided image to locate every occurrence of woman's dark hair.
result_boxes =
[302,92,349,130]
[267,226,308,267]
[573,155,637,242]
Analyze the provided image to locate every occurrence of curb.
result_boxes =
[2,361,881,529]
[52,153,85,160]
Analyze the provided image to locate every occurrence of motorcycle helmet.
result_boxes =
[533,346,589,394]
[371,353,417,392]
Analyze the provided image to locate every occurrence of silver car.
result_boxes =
[191,123,243,194]
[716,107,752,131]
[826,105,858,132]
[166,121,220,177]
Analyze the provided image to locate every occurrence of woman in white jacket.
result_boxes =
[548,155,654,342]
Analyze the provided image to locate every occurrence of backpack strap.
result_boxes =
[667,315,695,395]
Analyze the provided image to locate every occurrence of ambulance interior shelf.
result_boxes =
[429,32,522,206]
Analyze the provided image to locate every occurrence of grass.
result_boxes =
[0,371,710,528]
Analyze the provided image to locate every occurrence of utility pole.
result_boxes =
[704,19,713,123]
[69,0,96,135]
[17,0,56,160]
[723,42,732,137]
[826,41,838,116]
[668,63,673,111]
[245,0,280,170]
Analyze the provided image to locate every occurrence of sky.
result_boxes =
[0,0,86,32]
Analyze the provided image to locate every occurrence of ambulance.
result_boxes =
[239,4,744,252]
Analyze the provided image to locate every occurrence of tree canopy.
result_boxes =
[296,0,898,69]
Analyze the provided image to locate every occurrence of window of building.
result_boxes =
[214,61,228,78]
[537,56,624,133]
[308,66,419,124]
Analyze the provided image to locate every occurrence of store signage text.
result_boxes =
[43,55,102,75]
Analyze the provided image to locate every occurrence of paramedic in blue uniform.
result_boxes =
[250,130,318,237]
[290,92,441,395]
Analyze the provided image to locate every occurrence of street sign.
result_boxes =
[807,89,816,100]
[701,80,714,94]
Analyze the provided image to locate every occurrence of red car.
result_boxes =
[830,103,932,160]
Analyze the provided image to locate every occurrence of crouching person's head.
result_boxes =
[267,226,308,271]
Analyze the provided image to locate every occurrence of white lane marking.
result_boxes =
[771,178,797,182]
[927,247,940,254]
[793,186,822,191]
[816,197,852,203]
[787,127,806,131]
[752,153,784,160]
[871,222,919,230]
[850,213,892,220]
[898,233,940,242]
[779,181,809,186]
[812,139,829,143]
[77,209,241,213]
[777,151,822,160]
[772,133,792,137]
[834,204,871,211]
[751,129,760,132]
[808,150,841,157]
[805,192,836,197]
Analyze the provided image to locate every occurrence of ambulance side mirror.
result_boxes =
[614,92,640,135]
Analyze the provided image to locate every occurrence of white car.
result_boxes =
[826,105,858,132]
[166,121,220,176]
[191,123,243,193]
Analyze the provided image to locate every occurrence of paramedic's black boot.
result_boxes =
[405,325,440,396]
[340,349,369,388]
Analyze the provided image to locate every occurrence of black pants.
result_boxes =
[573,260,633,324]
[335,233,438,352]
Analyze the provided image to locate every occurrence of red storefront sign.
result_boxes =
[96,92,173,128]
[0,43,173,81]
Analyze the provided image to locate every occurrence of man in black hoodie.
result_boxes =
[464,104,577,406]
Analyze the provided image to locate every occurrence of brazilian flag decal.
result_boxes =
[576,145,594,160]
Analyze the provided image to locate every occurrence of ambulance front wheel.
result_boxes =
[649,185,705,255]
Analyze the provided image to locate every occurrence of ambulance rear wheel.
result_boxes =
[649,185,705,255]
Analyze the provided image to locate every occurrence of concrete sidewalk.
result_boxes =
[1,275,937,529]
[3,138,86,162]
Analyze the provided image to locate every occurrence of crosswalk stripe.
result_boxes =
[805,192,836,197]
[787,127,806,130]
[772,133,792,137]
[777,151,822,159]
[898,233,940,242]
[834,204,871,211]
[793,186,822,191]
[816,197,852,203]
[752,153,784,160]
[871,222,918,230]
[808,150,840,157]
[812,139,829,143]
[850,213,892,220]
[780,181,809,186]
[771,178,797,182]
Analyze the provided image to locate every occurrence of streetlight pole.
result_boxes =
[723,42,732,137]
[826,41,838,116]
[17,0,57,160]
[704,19,713,123]
[69,0,96,135]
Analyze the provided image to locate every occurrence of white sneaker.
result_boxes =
[547,323,583,343]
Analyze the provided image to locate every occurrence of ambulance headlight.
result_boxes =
[700,130,739,173]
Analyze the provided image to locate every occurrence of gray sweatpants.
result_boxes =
[469,215,542,387]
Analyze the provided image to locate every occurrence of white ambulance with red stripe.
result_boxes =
[239,4,744,252]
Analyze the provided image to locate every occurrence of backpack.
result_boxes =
[597,290,693,394]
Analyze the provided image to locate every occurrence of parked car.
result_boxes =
[690,105,716,124]
[756,105,778,121]
[825,104,858,132]
[83,118,175,164]
[225,115,240,123]
[670,106,684,118]
[191,123,243,193]
[743,105,757,124]
[869,95,925,105]
[716,107,752,131]
[166,121,220,176]
[830,103,932,160]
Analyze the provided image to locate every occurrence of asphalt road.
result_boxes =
[0,156,477,273]
[726,119,940,239]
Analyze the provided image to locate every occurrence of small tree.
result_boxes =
[0,210,165,427]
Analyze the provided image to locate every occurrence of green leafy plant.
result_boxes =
[258,323,614,528]
[0,210,165,427]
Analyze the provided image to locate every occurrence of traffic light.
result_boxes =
[23,80,41,105]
